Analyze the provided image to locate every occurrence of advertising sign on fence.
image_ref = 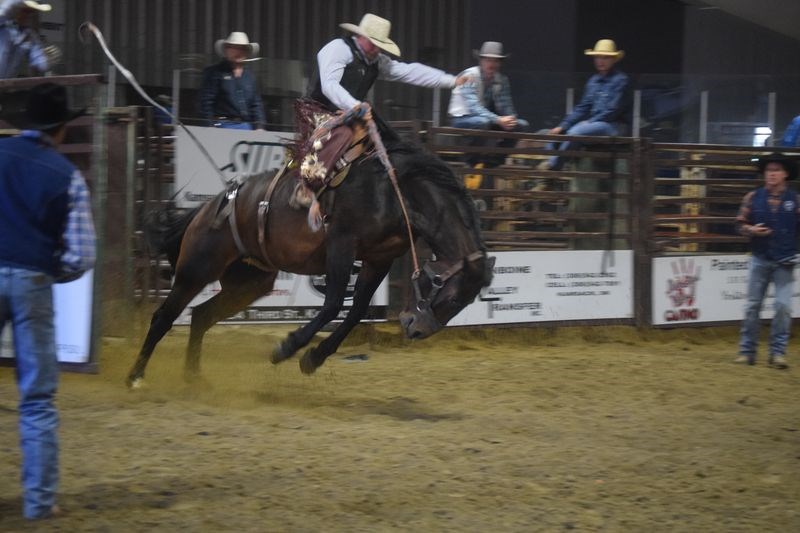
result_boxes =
[447,250,633,326]
[652,255,800,325]
[175,126,289,208]
[175,264,388,325]
[1,271,94,364]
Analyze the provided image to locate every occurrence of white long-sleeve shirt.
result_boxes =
[316,37,456,111]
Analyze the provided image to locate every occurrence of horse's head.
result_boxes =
[399,251,495,339]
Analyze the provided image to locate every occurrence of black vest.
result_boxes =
[309,37,380,112]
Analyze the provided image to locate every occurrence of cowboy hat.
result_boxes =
[7,83,85,131]
[585,39,624,59]
[473,41,508,59]
[756,152,798,180]
[339,13,401,57]
[214,32,260,58]
[21,1,51,11]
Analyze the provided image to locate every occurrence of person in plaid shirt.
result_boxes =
[734,153,800,369]
[0,83,95,519]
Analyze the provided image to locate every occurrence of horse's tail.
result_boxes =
[144,206,202,269]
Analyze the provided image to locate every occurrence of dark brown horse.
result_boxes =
[127,127,493,387]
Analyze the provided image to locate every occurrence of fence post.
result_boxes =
[699,90,708,144]
[632,90,641,138]
[767,92,776,146]
[107,64,116,108]
[565,87,574,115]
[632,138,655,327]
[432,88,441,127]
[172,69,181,121]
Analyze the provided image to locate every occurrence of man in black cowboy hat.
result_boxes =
[735,153,800,369]
[0,82,95,519]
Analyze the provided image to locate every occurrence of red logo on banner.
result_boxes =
[664,258,701,321]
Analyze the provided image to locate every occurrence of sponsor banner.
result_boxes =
[1,271,94,364]
[652,254,800,325]
[175,264,388,325]
[448,250,633,326]
[175,126,290,208]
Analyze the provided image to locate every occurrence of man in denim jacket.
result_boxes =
[448,41,528,184]
[735,153,800,369]
[545,39,631,171]
[0,83,95,519]
[199,32,266,130]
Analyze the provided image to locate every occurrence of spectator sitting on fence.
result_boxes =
[780,114,800,147]
[734,152,800,369]
[541,39,631,171]
[448,41,529,190]
[199,31,266,130]
[0,0,61,79]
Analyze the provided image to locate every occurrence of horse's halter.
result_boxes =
[411,251,486,313]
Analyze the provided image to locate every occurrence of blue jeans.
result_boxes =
[451,115,530,167]
[738,255,794,358]
[547,120,620,170]
[0,267,59,519]
[215,121,253,130]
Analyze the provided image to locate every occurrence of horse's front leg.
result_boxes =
[299,260,391,374]
[271,236,355,364]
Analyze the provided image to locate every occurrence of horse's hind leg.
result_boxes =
[127,275,207,388]
[185,262,277,381]
[299,260,391,374]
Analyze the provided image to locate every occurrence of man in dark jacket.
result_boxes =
[734,153,799,368]
[0,83,95,519]
[199,31,266,130]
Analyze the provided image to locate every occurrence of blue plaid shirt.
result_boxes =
[0,0,50,78]
[21,130,96,281]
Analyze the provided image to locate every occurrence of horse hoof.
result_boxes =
[299,350,318,375]
[271,341,293,364]
[127,377,147,390]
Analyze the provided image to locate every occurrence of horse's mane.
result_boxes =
[384,137,484,242]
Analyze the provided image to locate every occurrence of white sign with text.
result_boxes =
[175,126,290,207]
[448,250,633,326]
[652,254,800,325]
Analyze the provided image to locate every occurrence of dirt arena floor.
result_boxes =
[1,323,799,532]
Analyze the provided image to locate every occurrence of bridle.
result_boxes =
[411,251,486,313]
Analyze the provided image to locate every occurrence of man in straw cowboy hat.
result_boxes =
[0,0,62,78]
[448,41,529,189]
[0,82,96,519]
[199,31,266,130]
[734,153,800,369]
[309,13,467,115]
[543,38,631,171]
